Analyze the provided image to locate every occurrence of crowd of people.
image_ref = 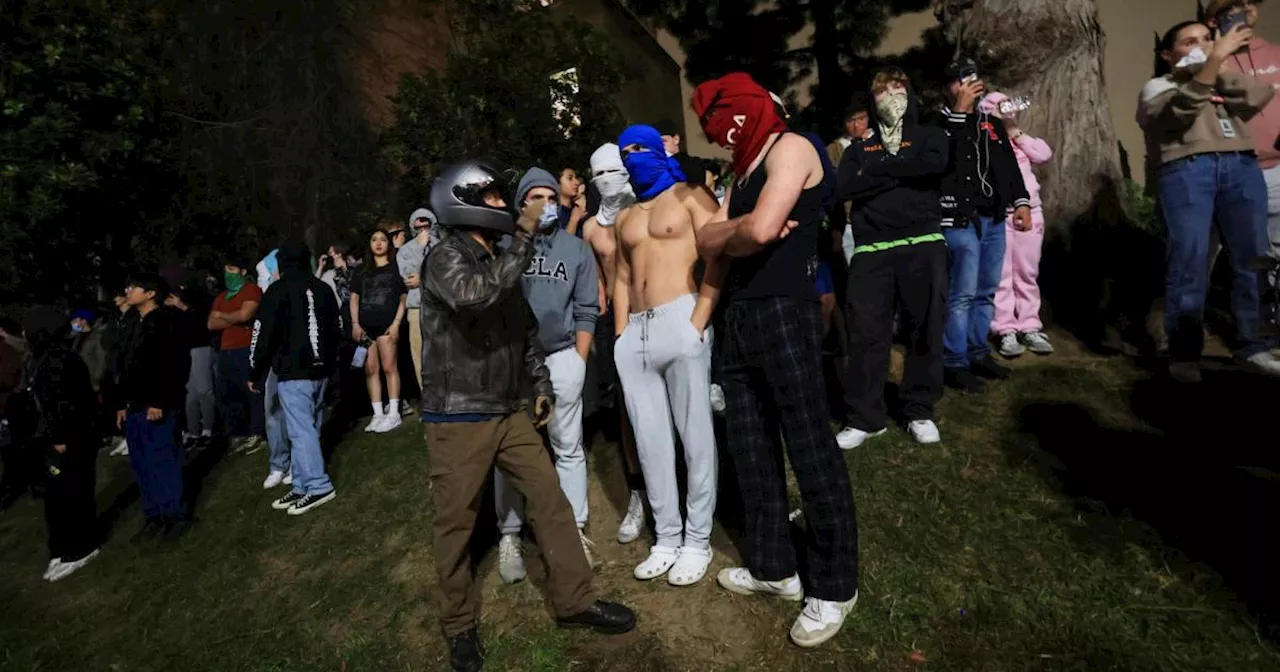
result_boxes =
[3,1,1280,669]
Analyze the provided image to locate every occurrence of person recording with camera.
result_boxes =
[1140,18,1280,381]
[938,57,1034,394]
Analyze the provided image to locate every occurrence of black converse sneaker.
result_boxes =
[271,492,305,511]
[287,490,336,516]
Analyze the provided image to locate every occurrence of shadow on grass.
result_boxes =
[1009,364,1280,642]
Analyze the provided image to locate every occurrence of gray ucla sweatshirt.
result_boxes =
[506,225,599,354]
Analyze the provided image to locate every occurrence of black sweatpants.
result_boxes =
[843,242,948,431]
[44,441,99,561]
[719,297,859,602]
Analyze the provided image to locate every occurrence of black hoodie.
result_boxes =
[249,241,344,386]
[22,307,99,445]
[115,303,189,413]
[836,80,951,247]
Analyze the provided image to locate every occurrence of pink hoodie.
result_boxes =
[1223,36,1280,169]
[980,92,1053,210]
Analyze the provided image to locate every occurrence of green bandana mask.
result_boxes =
[224,271,247,298]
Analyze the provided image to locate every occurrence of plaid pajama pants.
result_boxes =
[719,296,860,602]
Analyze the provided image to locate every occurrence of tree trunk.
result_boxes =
[935,0,1122,232]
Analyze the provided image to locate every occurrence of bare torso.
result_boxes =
[615,184,699,314]
[582,216,617,292]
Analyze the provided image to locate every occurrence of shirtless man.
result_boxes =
[581,143,648,546]
[612,124,723,587]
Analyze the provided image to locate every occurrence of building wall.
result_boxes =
[660,3,1280,176]
[549,0,686,140]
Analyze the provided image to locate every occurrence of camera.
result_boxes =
[960,65,979,84]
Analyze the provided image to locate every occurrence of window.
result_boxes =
[549,67,581,139]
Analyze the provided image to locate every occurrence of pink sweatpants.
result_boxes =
[992,210,1045,335]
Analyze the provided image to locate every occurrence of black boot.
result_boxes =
[944,367,984,394]
[557,600,636,634]
[448,628,484,672]
[972,355,1012,380]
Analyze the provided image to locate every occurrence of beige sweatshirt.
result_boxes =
[1137,71,1275,170]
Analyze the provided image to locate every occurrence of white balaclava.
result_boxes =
[590,143,636,227]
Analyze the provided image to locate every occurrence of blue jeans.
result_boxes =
[1160,152,1271,361]
[216,348,265,438]
[278,379,332,496]
[943,216,1006,369]
[264,370,291,474]
[125,410,185,519]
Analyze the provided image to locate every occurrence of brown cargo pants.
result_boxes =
[424,412,597,637]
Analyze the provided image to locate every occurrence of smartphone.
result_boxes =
[1218,11,1250,54]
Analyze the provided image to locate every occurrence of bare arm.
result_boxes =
[225,300,259,326]
[697,135,812,258]
[207,313,232,331]
[685,186,727,333]
[612,210,633,336]
[390,294,407,330]
[349,293,361,336]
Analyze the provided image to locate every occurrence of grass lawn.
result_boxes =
[3,336,1280,671]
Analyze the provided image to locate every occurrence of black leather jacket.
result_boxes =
[418,229,553,416]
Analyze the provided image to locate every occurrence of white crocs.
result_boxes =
[667,546,713,586]
[633,546,681,580]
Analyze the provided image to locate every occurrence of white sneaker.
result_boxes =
[716,567,804,601]
[617,490,645,544]
[789,593,859,648]
[109,438,129,456]
[634,546,681,580]
[498,534,526,584]
[242,436,265,456]
[1169,362,1202,384]
[908,420,941,444]
[668,546,713,586]
[835,426,886,450]
[709,383,726,414]
[262,470,286,490]
[579,530,599,570]
[999,332,1025,358]
[1022,331,1054,355]
[364,415,384,432]
[283,473,292,487]
[1245,351,1280,377]
[43,558,62,580]
[47,549,100,582]
[376,414,402,433]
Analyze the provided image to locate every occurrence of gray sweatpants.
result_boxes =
[186,346,215,435]
[614,294,717,550]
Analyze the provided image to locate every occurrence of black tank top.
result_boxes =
[725,134,823,302]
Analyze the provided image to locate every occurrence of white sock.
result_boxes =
[200,429,212,437]
[389,399,401,417]
[372,402,384,417]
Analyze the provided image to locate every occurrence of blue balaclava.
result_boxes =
[618,124,686,201]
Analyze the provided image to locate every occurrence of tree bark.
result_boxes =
[935,0,1122,233]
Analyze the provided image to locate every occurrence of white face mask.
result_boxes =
[537,200,559,232]
[1175,47,1209,73]
[593,171,635,227]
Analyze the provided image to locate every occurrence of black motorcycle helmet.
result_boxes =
[429,160,517,236]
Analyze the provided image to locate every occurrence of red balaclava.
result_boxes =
[693,73,787,178]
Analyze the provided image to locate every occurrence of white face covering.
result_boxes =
[537,200,560,232]
[590,143,635,227]
[1175,47,1209,73]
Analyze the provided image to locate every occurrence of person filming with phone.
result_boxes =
[1210,0,1280,267]
[1139,17,1280,382]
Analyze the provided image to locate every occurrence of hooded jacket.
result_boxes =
[939,98,1031,228]
[249,242,345,386]
[21,307,98,445]
[398,207,440,309]
[837,80,951,247]
[114,304,189,413]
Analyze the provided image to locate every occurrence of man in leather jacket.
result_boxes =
[418,160,636,672]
